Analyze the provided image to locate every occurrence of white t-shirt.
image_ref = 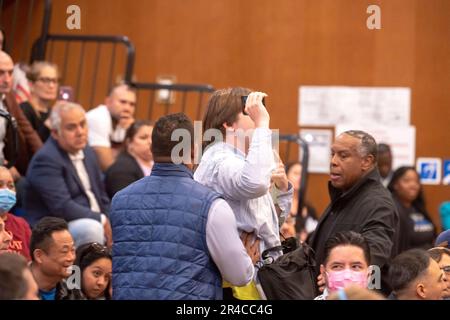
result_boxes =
[86,104,126,148]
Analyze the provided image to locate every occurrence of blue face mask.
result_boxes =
[0,188,16,214]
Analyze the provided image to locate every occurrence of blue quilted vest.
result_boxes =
[110,163,223,300]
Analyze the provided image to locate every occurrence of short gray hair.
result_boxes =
[342,130,378,163]
[50,101,85,133]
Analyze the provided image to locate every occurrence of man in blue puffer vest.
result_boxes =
[110,113,258,300]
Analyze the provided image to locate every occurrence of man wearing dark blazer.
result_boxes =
[0,51,42,178]
[25,102,111,247]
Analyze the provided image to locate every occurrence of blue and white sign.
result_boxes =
[443,159,450,185]
[416,158,441,185]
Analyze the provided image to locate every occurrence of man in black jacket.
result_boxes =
[309,130,399,293]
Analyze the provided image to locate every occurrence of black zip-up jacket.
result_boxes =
[309,168,399,273]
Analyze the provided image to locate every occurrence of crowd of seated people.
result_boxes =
[0,44,449,301]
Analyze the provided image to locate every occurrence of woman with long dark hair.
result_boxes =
[280,161,317,242]
[104,120,153,198]
[388,166,436,252]
[74,242,112,300]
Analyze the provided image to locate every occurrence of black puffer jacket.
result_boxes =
[309,168,399,271]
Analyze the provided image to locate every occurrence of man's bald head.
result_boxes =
[0,51,14,95]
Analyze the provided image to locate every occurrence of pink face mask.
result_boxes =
[326,269,368,292]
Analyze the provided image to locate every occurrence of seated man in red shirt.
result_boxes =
[0,166,31,260]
